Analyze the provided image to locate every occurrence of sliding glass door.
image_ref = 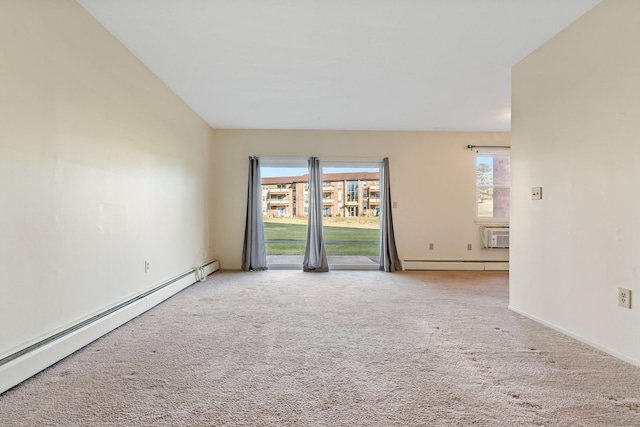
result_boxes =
[260,159,383,270]
[260,164,308,268]
[321,165,380,269]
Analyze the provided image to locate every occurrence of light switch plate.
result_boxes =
[532,187,542,200]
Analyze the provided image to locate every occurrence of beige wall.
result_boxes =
[510,0,640,365]
[211,130,510,269]
[0,1,214,358]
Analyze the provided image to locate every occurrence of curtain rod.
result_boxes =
[466,145,511,150]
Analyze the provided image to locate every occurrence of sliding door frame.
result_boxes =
[261,157,385,270]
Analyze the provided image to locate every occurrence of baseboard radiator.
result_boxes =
[403,260,509,271]
[0,260,220,395]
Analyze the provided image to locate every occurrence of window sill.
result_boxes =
[475,219,509,227]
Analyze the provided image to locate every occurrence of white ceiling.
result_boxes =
[77,0,601,132]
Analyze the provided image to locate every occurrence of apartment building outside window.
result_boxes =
[260,172,379,218]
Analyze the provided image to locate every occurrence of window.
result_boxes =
[476,151,510,220]
[348,206,358,217]
[347,181,358,202]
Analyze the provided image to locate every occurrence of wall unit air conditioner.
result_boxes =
[484,227,510,249]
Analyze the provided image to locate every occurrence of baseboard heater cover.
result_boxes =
[403,260,509,271]
[0,260,220,395]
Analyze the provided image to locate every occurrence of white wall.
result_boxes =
[510,0,640,365]
[0,1,214,359]
[211,130,509,269]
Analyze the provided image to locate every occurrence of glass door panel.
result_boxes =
[261,165,308,268]
[321,166,380,268]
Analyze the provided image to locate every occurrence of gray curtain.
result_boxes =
[380,157,402,272]
[303,157,329,272]
[241,156,267,271]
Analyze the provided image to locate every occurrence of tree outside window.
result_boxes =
[476,153,510,220]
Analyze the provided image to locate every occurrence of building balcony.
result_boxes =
[369,198,380,204]
[322,199,334,204]
[269,199,290,205]
[270,188,290,193]
[322,186,335,191]
[345,200,358,205]
[369,185,380,191]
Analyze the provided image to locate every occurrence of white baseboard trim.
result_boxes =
[508,305,640,369]
[403,260,509,271]
[0,260,220,395]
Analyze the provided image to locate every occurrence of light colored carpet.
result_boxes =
[1,270,640,426]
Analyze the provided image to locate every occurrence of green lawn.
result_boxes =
[263,222,307,241]
[263,222,379,256]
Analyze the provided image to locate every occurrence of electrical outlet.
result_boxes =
[429,243,434,250]
[618,288,631,309]
[145,261,150,273]
[467,243,472,251]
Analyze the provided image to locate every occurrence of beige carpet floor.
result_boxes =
[1,270,640,426]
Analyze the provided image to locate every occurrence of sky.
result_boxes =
[261,167,379,178]
[477,156,494,168]
[261,161,491,178]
